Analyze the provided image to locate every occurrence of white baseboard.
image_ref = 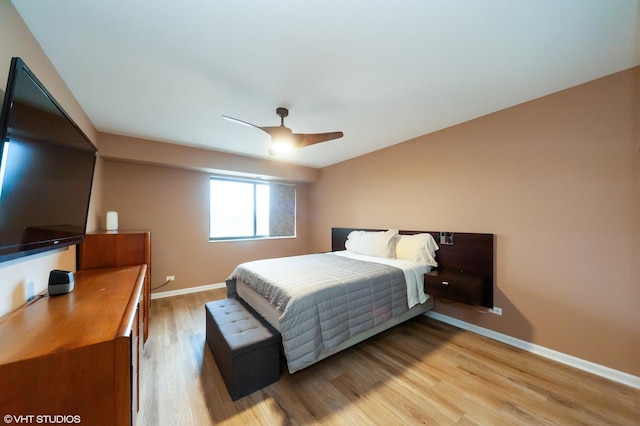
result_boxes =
[151,282,226,300]
[425,311,640,390]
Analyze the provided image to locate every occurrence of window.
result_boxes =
[209,177,296,240]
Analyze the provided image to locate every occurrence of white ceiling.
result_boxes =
[11,0,640,168]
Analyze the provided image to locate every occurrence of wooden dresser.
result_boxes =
[0,265,146,426]
[78,231,151,342]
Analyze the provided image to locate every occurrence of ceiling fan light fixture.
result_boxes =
[269,137,295,155]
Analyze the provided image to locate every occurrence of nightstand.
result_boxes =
[424,269,493,308]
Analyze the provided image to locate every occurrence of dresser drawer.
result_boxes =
[424,270,489,306]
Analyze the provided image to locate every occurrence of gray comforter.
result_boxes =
[227,253,409,372]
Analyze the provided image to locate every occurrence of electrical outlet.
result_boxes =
[165,275,175,282]
[489,306,502,315]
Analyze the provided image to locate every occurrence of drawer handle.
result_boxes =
[441,281,449,285]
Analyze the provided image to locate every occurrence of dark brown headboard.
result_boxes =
[331,227,495,278]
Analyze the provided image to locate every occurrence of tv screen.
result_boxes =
[0,57,97,262]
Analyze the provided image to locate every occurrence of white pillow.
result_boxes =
[345,230,364,251]
[395,233,439,266]
[344,229,399,258]
[356,229,398,258]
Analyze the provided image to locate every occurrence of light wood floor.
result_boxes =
[138,289,639,425]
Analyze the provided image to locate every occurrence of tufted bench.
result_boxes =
[205,298,281,400]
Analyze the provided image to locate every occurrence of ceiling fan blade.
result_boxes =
[222,115,286,138]
[295,131,344,148]
[221,115,262,129]
[257,126,291,138]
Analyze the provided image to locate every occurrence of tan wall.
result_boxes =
[309,67,640,376]
[0,0,101,317]
[102,159,311,293]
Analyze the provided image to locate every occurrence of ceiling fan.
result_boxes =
[222,107,344,155]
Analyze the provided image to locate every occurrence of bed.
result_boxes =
[226,227,494,373]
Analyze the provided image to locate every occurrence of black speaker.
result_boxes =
[48,270,74,295]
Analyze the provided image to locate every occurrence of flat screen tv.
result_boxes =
[0,57,97,262]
